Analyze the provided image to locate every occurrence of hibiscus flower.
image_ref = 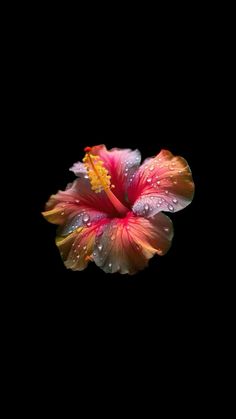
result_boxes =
[42,145,194,275]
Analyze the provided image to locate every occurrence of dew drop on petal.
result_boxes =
[83,245,87,250]
[87,222,92,227]
[108,263,112,269]
[98,244,103,251]
[84,175,89,179]
[165,190,169,195]
[157,181,161,185]
[146,178,152,183]
[82,214,90,223]
[75,199,80,203]
[93,252,97,257]
[61,212,65,215]
[77,255,80,259]
[168,204,174,211]
[173,198,178,204]
[149,165,154,171]
[144,204,149,212]
[164,227,169,232]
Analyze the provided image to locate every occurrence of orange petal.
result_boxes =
[93,212,173,275]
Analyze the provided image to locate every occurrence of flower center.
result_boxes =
[83,147,128,216]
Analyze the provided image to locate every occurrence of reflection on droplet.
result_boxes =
[108,263,112,269]
[165,190,169,195]
[61,212,65,215]
[77,255,80,259]
[82,214,90,223]
[98,244,103,251]
[164,227,169,232]
[168,204,174,211]
[144,204,149,211]
[173,198,178,204]
[149,165,154,171]
[84,175,89,179]
[157,181,161,185]
[147,178,152,183]
[83,245,87,250]
[75,199,80,203]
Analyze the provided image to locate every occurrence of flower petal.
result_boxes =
[74,144,141,205]
[93,212,173,275]
[56,220,109,271]
[42,179,110,235]
[129,150,194,217]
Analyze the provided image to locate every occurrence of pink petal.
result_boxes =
[93,211,173,275]
[56,219,110,271]
[77,144,141,205]
[129,150,194,217]
[42,178,110,235]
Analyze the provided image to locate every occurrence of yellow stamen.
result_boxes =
[83,152,111,193]
[83,147,128,216]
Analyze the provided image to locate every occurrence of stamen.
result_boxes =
[83,147,128,216]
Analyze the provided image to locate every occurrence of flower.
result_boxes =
[42,145,194,275]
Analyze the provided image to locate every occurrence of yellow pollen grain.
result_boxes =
[83,152,111,193]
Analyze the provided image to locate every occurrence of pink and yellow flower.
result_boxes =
[42,145,194,275]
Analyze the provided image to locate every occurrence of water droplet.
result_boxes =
[111,235,115,240]
[126,226,130,230]
[165,190,169,195]
[168,204,174,212]
[178,170,182,174]
[136,157,139,161]
[173,180,177,185]
[87,222,92,227]
[164,227,169,232]
[93,252,97,257]
[144,204,149,211]
[146,178,152,183]
[75,199,80,203]
[77,255,80,259]
[173,198,178,204]
[157,181,161,185]
[61,211,65,215]
[124,173,128,177]
[82,214,90,223]
[108,263,112,269]
[149,165,154,171]
[157,203,160,207]
[98,244,103,251]
[84,175,89,179]
[83,245,87,250]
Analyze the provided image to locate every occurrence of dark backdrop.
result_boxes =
[27,131,208,333]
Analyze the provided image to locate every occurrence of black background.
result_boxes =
[17,22,214,343]
[27,132,209,334]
